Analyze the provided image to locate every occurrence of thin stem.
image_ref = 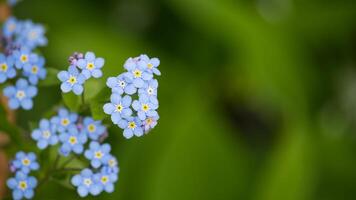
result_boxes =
[37,154,61,189]
[58,155,75,169]
[53,167,82,173]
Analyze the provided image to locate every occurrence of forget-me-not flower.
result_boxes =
[84,142,111,168]
[11,151,39,174]
[23,56,46,85]
[132,94,159,120]
[31,119,58,149]
[82,117,106,140]
[117,117,144,139]
[57,65,86,95]
[50,108,78,132]
[103,94,132,124]
[106,73,136,95]
[123,58,153,88]
[7,172,37,200]
[76,52,104,79]
[0,54,16,83]
[143,114,159,133]
[71,169,102,197]
[138,54,161,75]
[138,79,158,103]
[12,48,38,69]
[93,169,118,193]
[17,21,47,50]
[102,155,119,174]
[58,125,87,156]
[3,79,37,110]
[3,17,19,38]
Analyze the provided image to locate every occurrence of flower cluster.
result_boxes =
[58,52,104,95]
[28,108,118,197]
[7,152,39,200]
[104,54,160,139]
[1,12,48,110]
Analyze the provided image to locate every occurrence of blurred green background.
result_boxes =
[2,0,356,199]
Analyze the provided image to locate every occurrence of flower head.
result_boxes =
[76,52,104,79]
[11,152,39,174]
[143,114,159,133]
[7,172,37,200]
[117,116,144,139]
[106,73,136,95]
[82,117,106,141]
[132,94,159,121]
[138,54,161,75]
[50,108,78,132]
[3,17,19,38]
[57,66,86,95]
[138,79,158,103]
[103,94,132,124]
[71,169,102,197]
[31,119,58,149]
[102,155,119,174]
[16,20,47,50]
[3,79,37,110]
[58,125,87,156]
[84,142,111,168]
[0,53,16,83]
[123,58,153,88]
[12,48,38,69]
[93,169,118,194]
[23,56,46,85]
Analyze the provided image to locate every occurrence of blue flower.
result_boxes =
[132,94,159,120]
[82,117,106,140]
[2,17,19,38]
[58,125,87,156]
[106,73,136,95]
[102,155,119,174]
[103,94,132,124]
[117,117,144,139]
[138,54,161,75]
[93,169,118,193]
[143,114,159,133]
[57,65,86,95]
[0,54,16,83]
[23,56,46,85]
[123,57,153,88]
[71,169,102,197]
[76,52,104,79]
[16,20,47,50]
[31,119,58,149]
[3,79,37,110]
[50,108,78,132]
[7,172,37,200]
[11,152,39,174]
[138,79,159,103]
[84,142,111,168]
[12,48,38,69]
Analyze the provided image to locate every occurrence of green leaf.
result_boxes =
[39,67,60,87]
[89,88,110,120]
[84,78,105,101]
[62,92,81,112]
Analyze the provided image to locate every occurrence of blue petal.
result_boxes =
[9,98,20,109]
[78,186,89,197]
[57,71,69,81]
[38,140,48,149]
[123,129,133,139]
[103,103,115,114]
[3,86,16,97]
[73,84,84,95]
[122,95,132,107]
[106,77,117,88]
[95,58,104,68]
[61,82,72,93]
[92,69,102,78]
[85,52,95,61]
[76,59,86,69]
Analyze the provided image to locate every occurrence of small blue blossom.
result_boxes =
[58,125,87,156]
[17,21,47,50]
[71,169,102,197]
[57,65,86,95]
[2,17,19,38]
[138,54,161,75]
[12,48,38,69]
[76,52,104,79]
[143,114,159,133]
[93,169,118,194]
[23,56,46,85]
[82,117,106,140]
[11,152,39,174]
[84,142,111,168]
[50,108,78,132]
[31,119,58,149]
[3,79,37,110]
[123,57,153,88]
[102,155,119,174]
[132,94,159,120]
[138,79,159,103]
[117,117,144,139]
[7,172,37,200]
[106,73,136,95]
[0,54,16,83]
[103,94,132,124]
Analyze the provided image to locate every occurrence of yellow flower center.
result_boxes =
[128,121,136,129]
[31,65,39,74]
[29,31,37,40]
[133,69,142,78]
[18,181,27,190]
[22,158,30,166]
[146,118,153,125]
[142,104,150,112]
[115,104,123,112]
[101,176,109,184]
[94,151,103,159]
[68,76,77,85]
[86,62,94,70]
[87,124,96,133]
[61,118,70,126]
[42,130,51,139]
[69,136,77,145]
[0,63,8,72]
[147,63,153,69]
[84,178,92,186]
[109,159,117,167]
[16,90,26,100]
[20,55,28,63]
